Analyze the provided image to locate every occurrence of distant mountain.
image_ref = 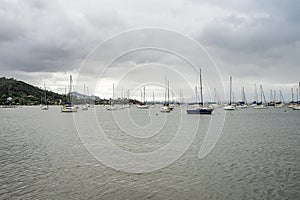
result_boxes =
[0,77,142,105]
[70,91,98,100]
[0,77,65,105]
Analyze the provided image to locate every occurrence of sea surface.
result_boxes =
[0,106,299,199]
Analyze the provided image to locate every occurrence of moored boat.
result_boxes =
[61,75,77,113]
[187,68,214,114]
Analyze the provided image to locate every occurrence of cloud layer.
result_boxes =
[0,0,299,100]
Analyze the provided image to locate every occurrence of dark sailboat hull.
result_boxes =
[186,108,213,114]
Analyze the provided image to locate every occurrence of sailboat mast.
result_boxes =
[112,83,114,105]
[279,90,284,103]
[153,91,155,104]
[171,87,174,104]
[167,81,170,105]
[121,86,124,105]
[180,88,182,105]
[127,89,130,104]
[243,87,247,104]
[83,84,86,104]
[291,88,294,102]
[229,76,232,105]
[254,84,258,103]
[164,76,167,105]
[270,89,273,102]
[299,82,300,102]
[260,85,267,104]
[44,83,47,105]
[195,86,198,104]
[200,68,203,105]
[260,85,262,102]
[143,87,146,103]
[69,75,72,104]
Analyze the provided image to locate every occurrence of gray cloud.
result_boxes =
[0,0,299,100]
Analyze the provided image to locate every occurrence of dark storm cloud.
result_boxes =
[0,0,126,73]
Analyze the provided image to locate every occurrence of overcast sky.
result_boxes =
[1,0,300,101]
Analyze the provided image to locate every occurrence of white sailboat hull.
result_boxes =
[236,105,248,108]
[292,105,300,110]
[41,105,49,110]
[106,106,118,111]
[223,105,236,110]
[160,106,171,113]
[61,106,77,112]
[274,103,285,108]
[253,105,267,109]
[137,105,149,109]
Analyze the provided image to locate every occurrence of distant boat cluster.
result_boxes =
[2,73,299,113]
[221,77,300,111]
[55,73,300,114]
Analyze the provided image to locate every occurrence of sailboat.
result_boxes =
[253,85,267,109]
[150,91,155,108]
[187,68,214,114]
[251,84,259,107]
[293,82,300,110]
[61,75,77,112]
[179,88,185,107]
[210,88,222,108]
[121,89,130,109]
[274,90,285,108]
[267,89,275,106]
[137,87,149,109]
[160,79,171,113]
[81,84,88,110]
[288,88,296,108]
[224,76,236,110]
[236,86,248,108]
[107,83,118,110]
[41,83,49,110]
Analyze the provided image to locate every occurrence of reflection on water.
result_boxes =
[0,106,299,199]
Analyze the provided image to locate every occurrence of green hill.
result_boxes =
[0,77,65,105]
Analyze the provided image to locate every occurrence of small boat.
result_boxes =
[160,105,171,113]
[61,75,77,113]
[253,104,267,109]
[187,106,213,114]
[274,90,285,108]
[223,105,236,110]
[106,83,118,111]
[81,84,88,110]
[293,105,300,110]
[81,104,88,110]
[137,104,149,109]
[160,79,171,113]
[288,103,296,108]
[150,91,156,108]
[292,82,300,110]
[236,87,248,108]
[61,103,77,112]
[253,85,267,109]
[274,103,284,108]
[236,104,248,108]
[41,83,49,110]
[187,68,214,114]
[41,105,49,110]
[106,105,118,110]
[224,76,236,111]
[138,87,149,109]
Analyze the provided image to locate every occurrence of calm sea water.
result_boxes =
[0,106,299,199]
